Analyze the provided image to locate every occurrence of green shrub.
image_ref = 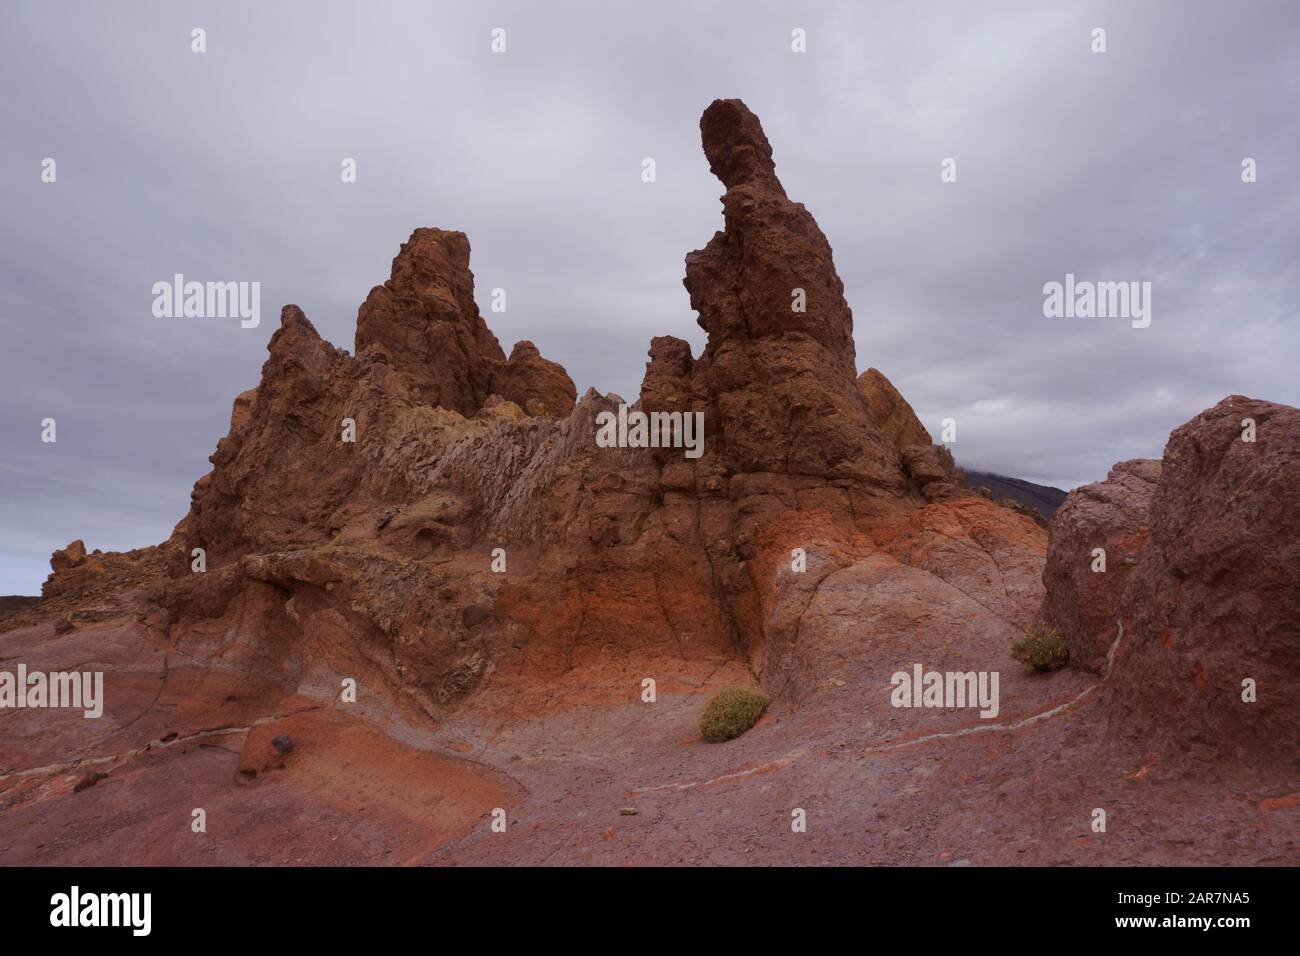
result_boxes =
[1011,627,1069,672]
[699,687,769,743]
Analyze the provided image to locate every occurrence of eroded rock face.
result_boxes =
[40,542,164,606]
[21,99,1037,728]
[1103,398,1300,767]
[856,367,964,501]
[6,100,1296,869]
[1038,459,1161,671]
[1036,396,1299,767]
[49,540,87,573]
[354,228,575,421]
[679,99,907,485]
[858,367,933,450]
[355,227,508,416]
[494,341,577,418]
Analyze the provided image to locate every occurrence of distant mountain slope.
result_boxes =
[0,595,41,616]
[961,470,1068,521]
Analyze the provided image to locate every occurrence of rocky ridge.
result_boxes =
[2,100,1295,867]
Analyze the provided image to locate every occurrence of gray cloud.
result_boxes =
[2,0,1297,593]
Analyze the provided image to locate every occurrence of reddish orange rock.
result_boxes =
[1038,459,1161,671]
[1103,396,1300,769]
[3,99,1292,869]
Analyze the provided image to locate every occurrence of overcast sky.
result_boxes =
[2,0,1297,594]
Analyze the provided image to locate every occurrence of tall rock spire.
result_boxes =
[354,228,508,417]
[668,99,903,484]
[355,227,575,418]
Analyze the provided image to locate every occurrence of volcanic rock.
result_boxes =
[1038,458,1161,670]
[493,341,577,418]
[857,367,933,450]
[25,98,1020,726]
[1102,397,1300,767]
[354,227,508,416]
[677,99,908,485]
[40,540,162,605]
[230,388,257,431]
[50,539,87,572]
[73,771,106,793]
[998,498,1048,529]
[8,100,1289,867]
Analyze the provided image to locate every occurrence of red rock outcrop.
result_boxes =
[354,227,575,419]
[49,539,87,573]
[1038,458,1161,670]
[40,538,165,608]
[675,100,905,485]
[354,227,506,416]
[17,99,1025,725]
[855,367,965,500]
[494,341,577,417]
[21,97,1017,736]
[1038,396,1299,767]
[5,101,1295,868]
[857,367,933,450]
[1101,397,1300,768]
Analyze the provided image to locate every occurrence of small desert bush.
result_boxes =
[699,687,769,743]
[1011,627,1069,672]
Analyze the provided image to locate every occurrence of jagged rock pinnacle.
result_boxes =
[699,98,782,192]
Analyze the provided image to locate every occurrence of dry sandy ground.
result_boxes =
[1,614,1295,867]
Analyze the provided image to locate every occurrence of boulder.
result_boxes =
[1104,397,1300,767]
[1038,459,1161,670]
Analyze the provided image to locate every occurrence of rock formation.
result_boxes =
[1109,399,1297,767]
[669,102,915,490]
[6,101,1295,868]
[857,367,933,450]
[352,227,576,418]
[17,98,1023,736]
[1038,397,1299,770]
[1039,458,1161,670]
[25,100,1056,721]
